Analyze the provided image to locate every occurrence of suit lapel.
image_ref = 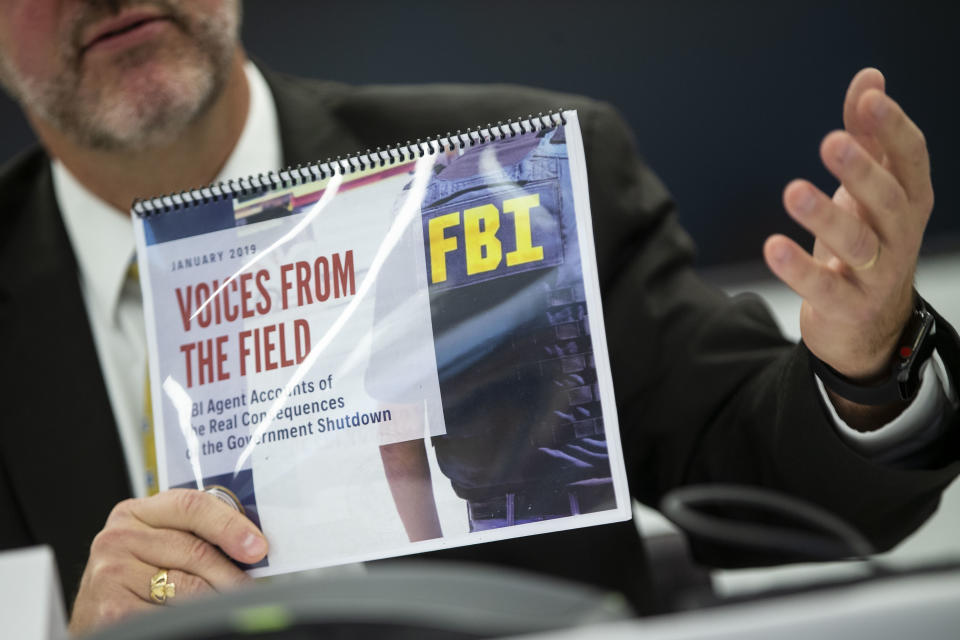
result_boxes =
[260,67,364,167]
[0,158,131,592]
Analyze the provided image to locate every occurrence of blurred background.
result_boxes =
[3,0,958,268]
[1,0,957,597]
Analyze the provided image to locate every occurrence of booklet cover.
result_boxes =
[133,111,631,576]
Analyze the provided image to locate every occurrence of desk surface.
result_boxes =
[512,567,960,640]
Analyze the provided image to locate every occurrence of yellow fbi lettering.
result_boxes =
[428,193,546,284]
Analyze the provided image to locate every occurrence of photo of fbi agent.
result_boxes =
[369,125,617,540]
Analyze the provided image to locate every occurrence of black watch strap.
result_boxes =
[805,296,947,406]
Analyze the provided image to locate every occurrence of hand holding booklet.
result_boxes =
[133,111,631,577]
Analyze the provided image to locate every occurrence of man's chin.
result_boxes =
[72,53,220,151]
[21,4,240,152]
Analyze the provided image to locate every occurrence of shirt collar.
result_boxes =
[53,61,283,319]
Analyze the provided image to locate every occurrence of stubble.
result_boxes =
[0,0,240,151]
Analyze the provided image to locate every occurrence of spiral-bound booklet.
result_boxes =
[133,110,631,576]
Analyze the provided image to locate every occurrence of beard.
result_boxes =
[0,0,241,151]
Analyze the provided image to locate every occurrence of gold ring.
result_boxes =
[149,569,175,605]
[853,243,881,271]
[204,484,245,514]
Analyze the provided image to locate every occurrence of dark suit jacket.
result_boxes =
[2,67,958,612]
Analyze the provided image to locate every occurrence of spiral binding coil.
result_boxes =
[131,110,568,218]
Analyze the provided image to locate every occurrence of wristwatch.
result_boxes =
[805,296,948,406]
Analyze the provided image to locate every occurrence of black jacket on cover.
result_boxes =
[1,67,958,612]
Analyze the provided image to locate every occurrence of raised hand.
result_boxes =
[763,69,933,420]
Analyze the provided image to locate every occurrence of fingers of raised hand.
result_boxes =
[783,179,881,272]
[819,131,909,238]
[858,89,933,209]
[843,67,885,160]
[763,234,861,313]
[766,70,928,380]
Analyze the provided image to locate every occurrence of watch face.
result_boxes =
[807,298,940,406]
[896,305,936,399]
[900,309,934,364]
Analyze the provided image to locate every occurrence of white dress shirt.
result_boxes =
[51,63,952,498]
[54,62,282,497]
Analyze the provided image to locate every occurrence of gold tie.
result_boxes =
[128,261,160,496]
[143,366,159,496]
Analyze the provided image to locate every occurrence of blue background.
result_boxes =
[2,0,956,267]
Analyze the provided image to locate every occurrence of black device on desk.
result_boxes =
[84,563,632,640]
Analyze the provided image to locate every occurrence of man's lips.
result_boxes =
[81,11,173,55]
